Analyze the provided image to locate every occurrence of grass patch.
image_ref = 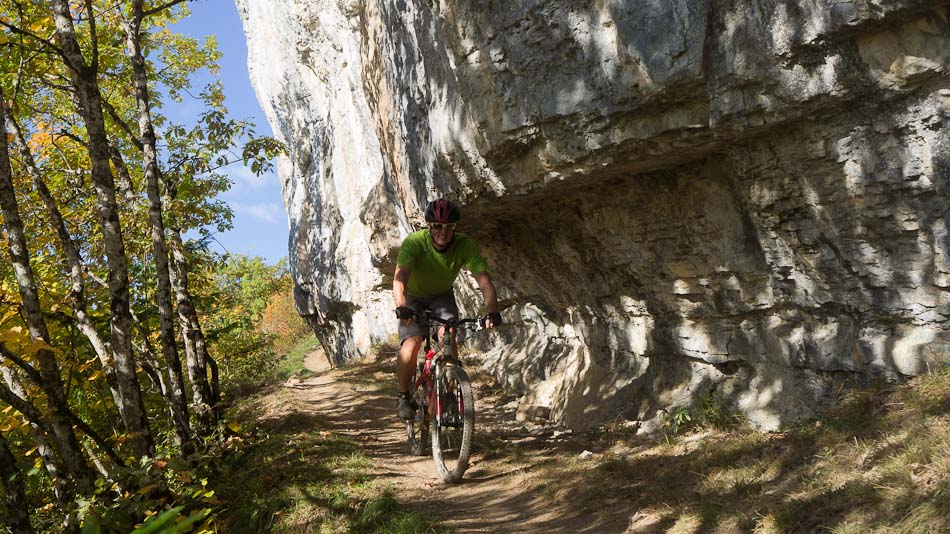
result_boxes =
[214,391,446,533]
[529,368,950,533]
[277,335,320,381]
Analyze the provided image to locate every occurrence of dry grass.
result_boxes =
[517,367,950,533]
[214,390,447,533]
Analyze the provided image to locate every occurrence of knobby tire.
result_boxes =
[406,387,429,456]
[431,364,474,483]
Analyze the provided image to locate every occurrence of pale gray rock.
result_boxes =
[237,0,950,431]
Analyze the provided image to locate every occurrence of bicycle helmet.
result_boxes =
[424,198,461,223]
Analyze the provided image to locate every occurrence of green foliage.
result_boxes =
[197,255,292,390]
[82,506,211,534]
[696,394,746,431]
[261,275,313,355]
[74,450,219,534]
[214,255,286,321]
[242,137,286,176]
[666,393,746,435]
[0,0,285,530]
[128,507,210,534]
[669,405,693,434]
[349,492,448,534]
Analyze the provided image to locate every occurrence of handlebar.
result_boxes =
[424,311,483,329]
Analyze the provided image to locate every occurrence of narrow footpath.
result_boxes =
[276,346,634,533]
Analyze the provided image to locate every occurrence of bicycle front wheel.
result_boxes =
[431,364,474,483]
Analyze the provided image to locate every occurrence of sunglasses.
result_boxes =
[429,223,456,231]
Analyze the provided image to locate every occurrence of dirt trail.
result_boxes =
[282,347,634,533]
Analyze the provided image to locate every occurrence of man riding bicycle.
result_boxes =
[393,198,501,420]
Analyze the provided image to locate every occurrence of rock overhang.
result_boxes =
[236,0,950,430]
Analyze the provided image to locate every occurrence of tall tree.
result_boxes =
[0,2,282,525]
[47,0,153,457]
[124,0,192,442]
[5,115,112,368]
[167,227,218,420]
[0,84,95,511]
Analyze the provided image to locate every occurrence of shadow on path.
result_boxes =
[287,349,632,533]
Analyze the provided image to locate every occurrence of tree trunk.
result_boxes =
[207,352,221,407]
[48,0,153,458]
[125,2,192,447]
[131,316,170,397]
[0,86,94,497]
[0,366,71,507]
[166,228,217,426]
[5,114,124,396]
[130,307,192,437]
[0,431,34,534]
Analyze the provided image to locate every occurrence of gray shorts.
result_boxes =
[398,293,458,344]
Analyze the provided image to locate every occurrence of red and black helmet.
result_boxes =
[424,198,461,223]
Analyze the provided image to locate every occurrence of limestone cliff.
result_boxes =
[236,0,950,430]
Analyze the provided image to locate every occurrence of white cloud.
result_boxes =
[230,201,284,224]
[227,165,276,191]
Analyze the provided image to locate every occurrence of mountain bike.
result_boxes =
[405,311,478,483]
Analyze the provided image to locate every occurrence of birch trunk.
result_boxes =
[48,0,153,458]
[166,228,217,425]
[0,366,71,507]
[6,115,119,383]
[125,1,192,447]
[0,86,94,495]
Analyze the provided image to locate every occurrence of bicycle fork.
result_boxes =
[413,349,437,421]
[416,348,463,428]
[433,356,464,429]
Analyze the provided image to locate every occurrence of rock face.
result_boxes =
[236,0,950,430]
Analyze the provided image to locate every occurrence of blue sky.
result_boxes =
[168,1,288,265]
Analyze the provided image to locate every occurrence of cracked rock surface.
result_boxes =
[236,0,950,430]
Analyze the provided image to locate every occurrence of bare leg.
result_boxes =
[396,336,423,393]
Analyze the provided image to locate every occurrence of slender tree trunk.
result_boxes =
[0,87,94,497]
[0,431,34,534]
[0,369,84,533]
[48,0,153,458]
[1,346,119,458]
[109,142,136,202]
[166,227,217,425]
[132,323,170,397]
[125,2,192,447]
[0,366,70,504]
[130,308,188,435]
[7,119,125,467]
[5,114,122,390]
[207,351,221,406]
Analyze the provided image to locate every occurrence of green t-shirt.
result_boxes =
[396,229,488,298]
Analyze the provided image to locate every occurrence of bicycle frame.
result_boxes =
[413,315,468,425]
[413,318,461,423]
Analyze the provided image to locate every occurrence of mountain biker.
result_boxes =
[393,198,501,420]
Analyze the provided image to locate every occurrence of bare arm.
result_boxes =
[393,265,412,308]
[473,272,499,327]
[393,265,415,325]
